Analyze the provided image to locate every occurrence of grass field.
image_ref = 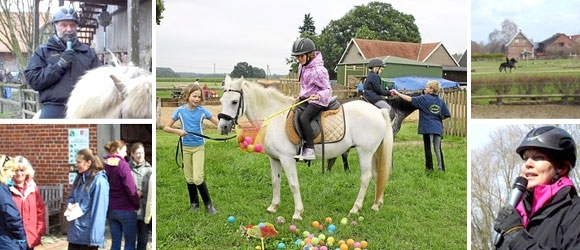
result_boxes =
[471,58,580,75]
[156,122,467,249]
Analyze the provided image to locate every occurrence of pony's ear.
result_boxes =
[225,75,232,82]
[240,75,244,80]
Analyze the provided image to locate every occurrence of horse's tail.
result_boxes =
[372,109,394,209]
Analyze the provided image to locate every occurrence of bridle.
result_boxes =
[217,89,244,126]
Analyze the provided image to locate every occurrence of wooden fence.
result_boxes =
[0,83,40,119]
[442,89,467,137]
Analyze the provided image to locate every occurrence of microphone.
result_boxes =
[66,39,73,51]
[507,176,528,207]
[494,176,528,246]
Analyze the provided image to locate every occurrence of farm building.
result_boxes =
[505,30,535,60]
[335,38,465,86]
[0,124,152,232]
[536,33,580,58]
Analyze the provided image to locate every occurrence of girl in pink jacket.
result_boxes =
[290,38,332,160]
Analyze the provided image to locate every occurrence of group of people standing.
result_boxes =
[0,140,152,250]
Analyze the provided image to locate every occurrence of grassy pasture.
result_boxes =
[471,59,580,105]
[156,122,467,249]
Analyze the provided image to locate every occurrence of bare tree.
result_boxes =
[0,0,52,72]
[486,19,518,54]
[471,124,580,249]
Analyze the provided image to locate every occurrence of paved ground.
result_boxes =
[36,231,152,250]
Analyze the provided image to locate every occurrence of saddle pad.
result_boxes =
[285,106,345,145]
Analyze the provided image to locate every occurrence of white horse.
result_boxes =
[217,76,393,220]
[65,65,152,118]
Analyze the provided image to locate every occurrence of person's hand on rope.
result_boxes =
[493,205,524,248]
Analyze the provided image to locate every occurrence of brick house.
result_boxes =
[536,33,580,58]
[505,30,535,60]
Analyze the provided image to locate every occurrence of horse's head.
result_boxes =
[217,75,245,134]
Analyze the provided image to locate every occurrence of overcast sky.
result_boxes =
[471,0,580,44]
[156,0,468,75]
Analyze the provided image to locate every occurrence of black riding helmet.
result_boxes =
[368,58,384,69]
[53,7,79,24]
[291,38,316,56]
[516,126,577,168]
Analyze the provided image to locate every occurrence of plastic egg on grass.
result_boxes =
[346,238,355,247]
[354,242,361,248]
[360,240,368,248]
[289,225,297,232]
[326,236,335,245]
[275,216,286,224]
[340,218,348,225]
[302,230,310,237]
[227,216,235,223]
[246,144,255,152]
[319,246,328,250]
[327,224,336,232]
[244,136,253,144]
[254,144,263,153]
[240,141,248,149]
[325,217,332,223]
[351,220,358,226]
[358,216,364,221]
[277,242,286,249]
[312,221,320,229]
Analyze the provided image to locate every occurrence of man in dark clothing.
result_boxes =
[24,6,101,118]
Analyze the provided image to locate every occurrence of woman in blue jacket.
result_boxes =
[391,80,451,171]
[0,155,27,250]
[66,149,109,250]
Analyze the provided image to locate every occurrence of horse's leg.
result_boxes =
[266,158,282,214]
[341,150,350,172]
[277,157,304,220]
[349,151,374,215]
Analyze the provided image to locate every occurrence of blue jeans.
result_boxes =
[107,209,137,250]
[39,104,66,118]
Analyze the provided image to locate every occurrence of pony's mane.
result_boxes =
[232,78,294,107]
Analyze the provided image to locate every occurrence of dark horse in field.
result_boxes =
[326,92,420,171]
[499,57,517,73]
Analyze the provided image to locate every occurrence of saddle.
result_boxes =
[285,97,345,145]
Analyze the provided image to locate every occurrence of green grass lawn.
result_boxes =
[155,122,467,249]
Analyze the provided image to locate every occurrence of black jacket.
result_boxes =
[363,71,391,103]
[25,35,100,105]
[503,186,580,249]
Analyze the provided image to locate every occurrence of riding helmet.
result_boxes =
[516,126,577,168]
[53,7,79,24]
[291,38,316,56]
[368,58,384,69]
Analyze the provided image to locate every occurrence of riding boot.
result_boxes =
[187,184,200,211]
[197,181,218,214]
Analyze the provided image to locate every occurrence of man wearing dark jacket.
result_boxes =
[24,6,100,118]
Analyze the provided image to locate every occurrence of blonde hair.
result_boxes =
[104,139,126,154]
[13,155,35,179]
[181,84,205,103]
[426,80,442,94]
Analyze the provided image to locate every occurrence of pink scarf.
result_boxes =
[516,176,575,227]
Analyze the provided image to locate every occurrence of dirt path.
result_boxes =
[471,104,580,119]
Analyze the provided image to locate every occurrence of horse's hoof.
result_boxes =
[349,208,359,215]
[371,204,380,211]
[292,214,303,220]
[266,205,277,214]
